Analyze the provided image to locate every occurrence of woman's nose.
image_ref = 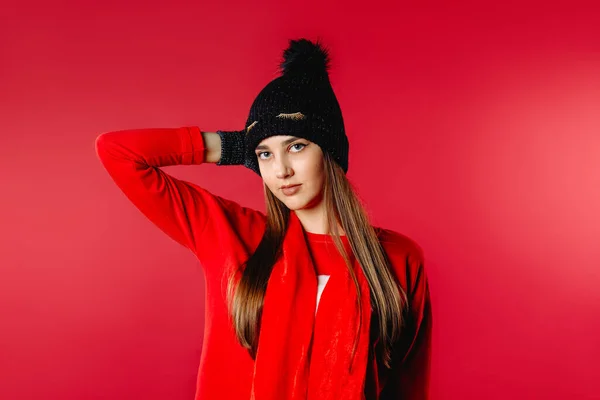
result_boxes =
[274,159,293,179]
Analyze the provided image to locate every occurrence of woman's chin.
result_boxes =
[280,196,305,210]
[282,200,301,211]
[284,197,321,212]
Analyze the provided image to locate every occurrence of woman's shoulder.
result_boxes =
[374,226,425,268]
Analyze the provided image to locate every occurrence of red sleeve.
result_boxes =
[381,249,433,400]
[94,126,264,272]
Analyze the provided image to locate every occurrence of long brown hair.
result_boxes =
[226,151,408,369]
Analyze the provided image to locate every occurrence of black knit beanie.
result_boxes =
[241,38,349,176]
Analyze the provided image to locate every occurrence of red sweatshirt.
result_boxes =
[95,126,432,399]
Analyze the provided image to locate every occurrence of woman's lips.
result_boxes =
[281,184,301,196]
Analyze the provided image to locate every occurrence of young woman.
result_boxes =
[95,38,432,400]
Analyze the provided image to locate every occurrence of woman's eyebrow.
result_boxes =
[255,137,301,151]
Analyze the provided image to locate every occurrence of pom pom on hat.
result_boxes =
[279,38,331,77]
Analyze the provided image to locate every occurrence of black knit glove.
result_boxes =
[215,130,246,166]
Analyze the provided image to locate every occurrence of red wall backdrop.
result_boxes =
[1,1,599,399]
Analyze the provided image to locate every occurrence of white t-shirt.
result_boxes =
[315,275,330,315]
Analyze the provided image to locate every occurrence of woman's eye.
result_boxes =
[257,143,306,161]
[291,143,307,152]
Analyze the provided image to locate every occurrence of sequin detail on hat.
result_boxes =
[246,121,258,133]
[276,112,306,120]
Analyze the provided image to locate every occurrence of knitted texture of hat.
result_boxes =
[242,38,349,176]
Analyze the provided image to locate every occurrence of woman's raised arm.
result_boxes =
[94,126,265,270]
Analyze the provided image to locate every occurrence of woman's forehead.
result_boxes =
[261,135,298,143]
[256,135,303,150]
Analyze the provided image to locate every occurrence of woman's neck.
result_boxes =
[293,208,345,236]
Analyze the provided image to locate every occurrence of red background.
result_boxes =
[1,1,599,399]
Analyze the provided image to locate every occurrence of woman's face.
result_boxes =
[255,135,325,211]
